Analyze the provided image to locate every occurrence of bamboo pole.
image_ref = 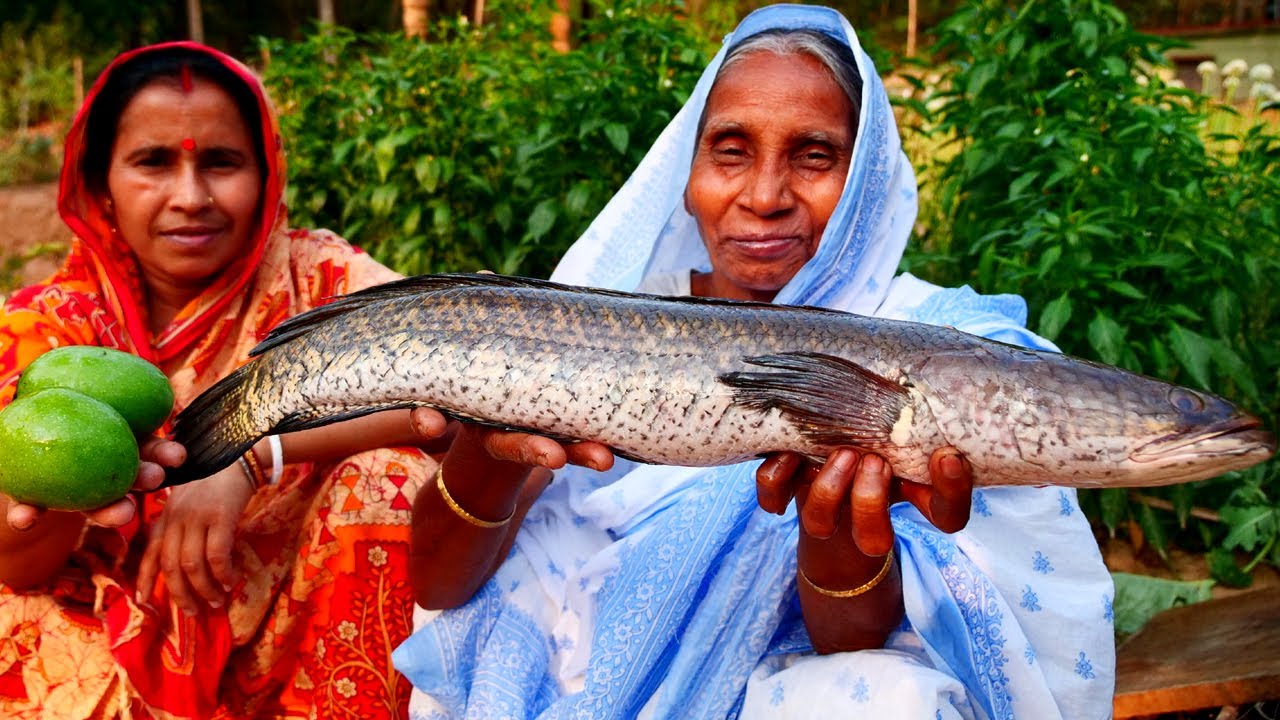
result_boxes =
[186,0,205,43]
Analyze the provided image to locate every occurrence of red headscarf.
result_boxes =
[53,41,288,364]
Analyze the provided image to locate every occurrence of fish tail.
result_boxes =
[163,362,266,487]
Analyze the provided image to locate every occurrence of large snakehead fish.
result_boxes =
[165,273,1275,488]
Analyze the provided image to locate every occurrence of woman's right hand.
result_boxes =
[4,436,186,532]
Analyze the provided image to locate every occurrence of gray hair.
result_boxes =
[696,29,864,141]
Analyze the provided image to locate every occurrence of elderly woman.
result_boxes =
[394,5,1115,719]
[0,43,440,718]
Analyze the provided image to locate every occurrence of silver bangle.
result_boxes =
[266,434,284,485]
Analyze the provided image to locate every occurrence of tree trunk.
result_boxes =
[318,0,336,25]
[907,0,918,57]
[404,0,430,38]
[186,0,204,43]
[550,0,571,53]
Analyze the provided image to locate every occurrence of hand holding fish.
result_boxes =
[758,446,973,555]
[409,418,615,610]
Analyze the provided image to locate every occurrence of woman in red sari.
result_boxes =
[0,42,442,719]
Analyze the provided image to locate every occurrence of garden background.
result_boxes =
[2,0,1279,677]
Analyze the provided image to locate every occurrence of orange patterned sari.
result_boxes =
[0,42,426,719]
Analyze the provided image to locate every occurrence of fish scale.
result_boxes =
[163,273,1275,489]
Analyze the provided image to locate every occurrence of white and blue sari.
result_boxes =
[394,5,1115,718]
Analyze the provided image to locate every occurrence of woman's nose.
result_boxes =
[741,158,792,216]
[170,165,213,212]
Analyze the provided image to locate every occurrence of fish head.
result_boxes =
[1124,385,1276,486]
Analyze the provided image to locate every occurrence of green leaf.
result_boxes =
[369,184,398,218]
[1087,311,1126,366]
[1220,504,1277,552]
[966,61,998,98]
[1208,341,1260,406]
[1104,280,1146,300]
[526,198,558,240]
[1209,287,1241,341]
[565,182,593,217]
[1100,487,1129,533]
[1035,244,1062,278]
[1111,572,1213,636]
[1136,503,1169,562]
[402,205,422,235]
[1167,323,1213,390]
[414,155,442,193]
[1207,547,1253,588]
[1038,293,1073,342]
[1007,170,1040,199]
[604,123,629,155]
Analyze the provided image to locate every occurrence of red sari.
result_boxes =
[0,42,427,719]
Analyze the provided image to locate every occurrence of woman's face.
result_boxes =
[685,51,853,302]
[105,76,262,294]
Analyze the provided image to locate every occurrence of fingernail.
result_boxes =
[942,454,964,479]
[222,583,234,592]
[861,453,883,474]
[209,599,222,609]
[135,590,145,604]
[183,608,198,618]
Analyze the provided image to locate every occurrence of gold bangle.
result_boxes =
[436,465,512,529]
[798,549,895,599]
[240,447,265,490]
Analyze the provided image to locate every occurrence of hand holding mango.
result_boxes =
[0,346,175,511]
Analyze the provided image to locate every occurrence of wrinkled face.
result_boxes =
[105,77,262,293]
[685,51,853,302]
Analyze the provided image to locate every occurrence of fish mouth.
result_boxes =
[1130,415,1277,468]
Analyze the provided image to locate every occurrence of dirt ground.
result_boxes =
[0,182,67,292]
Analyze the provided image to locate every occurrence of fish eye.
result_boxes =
[1169,388,1205,413]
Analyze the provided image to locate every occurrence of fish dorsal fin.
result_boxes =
[253,272,852,357]
[720,352,910,450]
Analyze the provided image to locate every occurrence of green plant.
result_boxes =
[261,0,716,279]
[904,0,1280,582]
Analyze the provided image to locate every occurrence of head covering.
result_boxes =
[54,41,288,364]
[551,6,915,317]
[397,6,1114,719]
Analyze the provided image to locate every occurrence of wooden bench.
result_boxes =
[1114,587,1280,718]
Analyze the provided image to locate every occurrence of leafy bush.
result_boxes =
[904,0,1280,580]
[260,0,717,278]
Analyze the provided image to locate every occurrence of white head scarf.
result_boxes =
[551,4,916,318]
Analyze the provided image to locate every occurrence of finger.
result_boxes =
[180,521,224,607]
[160,520,198,616]
[482,430,568,469]
[136,516,166,605]
[927,448,972,533]
[799,448,860,538]
[134,462,167,493]
[409,408,450,439]
[849,453,895,556]
[204,520,239,598]
[6,502,42,532]
[84,495,138,528]
[139,437,186,468]
[563,441,615,472]
[756,452,804,515]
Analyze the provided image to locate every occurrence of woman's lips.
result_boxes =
[727,235,803,259]
[160,227,222,248]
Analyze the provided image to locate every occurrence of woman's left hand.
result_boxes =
[135,463,256,615]
[756,446,973,555]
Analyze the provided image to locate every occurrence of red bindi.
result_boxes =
[181,137,197,152]
[180,65,193,93]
